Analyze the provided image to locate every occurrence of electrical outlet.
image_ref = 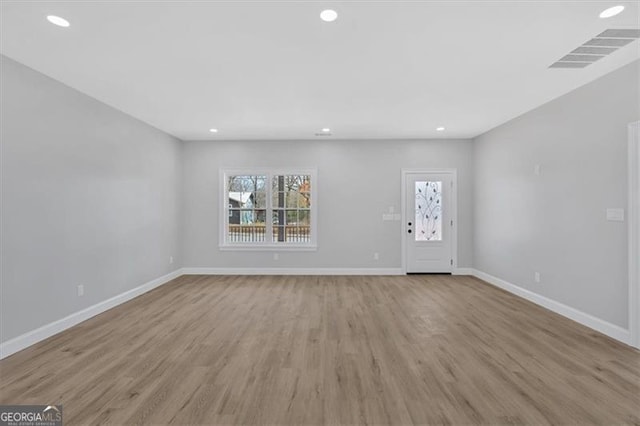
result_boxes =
[77,284,84,297]
[169,256,174,264]
[373,252,379,260]
[534,272,541,283]
[273,253,279,261]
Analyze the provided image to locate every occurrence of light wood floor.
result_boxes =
[1,275,639,425]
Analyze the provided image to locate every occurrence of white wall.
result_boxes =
[473,60,640,329]
[0,55,183,343]
[181,139,473,270]
[3,49,636,350]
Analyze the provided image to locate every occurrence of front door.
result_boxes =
[405,172,454,273]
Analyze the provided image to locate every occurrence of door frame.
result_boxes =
[629,121,640,348]
[401,169,458,274]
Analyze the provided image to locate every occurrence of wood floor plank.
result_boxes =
[1,274,639,425]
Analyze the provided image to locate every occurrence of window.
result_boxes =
[220,169,316,249]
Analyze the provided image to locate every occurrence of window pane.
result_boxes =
[228,175,264,192]
[286,210,297,224]
[272,175,312,209]
[226,208,266,243]
[288,226,309,243]
[415,181,442,241]
[298,176,311,207]
[272,209,284,224]
[272,191,285,209]
[253,191,267,208]
[227,175,265,214]
[271,225,311,243]
[286,192,297,208]
[227,222,266,243]
[272,177,285,208]
[273,226,285,242]
[238,209,252,225]
[228,208,241,224]
[298,210,310,226]
[296,211,311,243]
[255,209,266,224]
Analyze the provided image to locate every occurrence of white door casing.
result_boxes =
[629,121,640,348]
[402,170,457,273]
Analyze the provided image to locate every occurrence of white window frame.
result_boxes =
[219,168,318,251]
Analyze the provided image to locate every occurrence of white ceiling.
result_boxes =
[1,1,639,140]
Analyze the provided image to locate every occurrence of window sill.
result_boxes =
[219,244,318,252]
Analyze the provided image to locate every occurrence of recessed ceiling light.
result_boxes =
[209,128,218,133]
[320,10,338,22]
[321,127,331,132]
[599,5,624,18]
[46,15,70,27]
[436,126,445,132]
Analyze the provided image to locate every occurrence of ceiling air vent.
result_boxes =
[549,28,640,69]
[583,38,634,47]
[549,62,590,69]
[596,29,640,38]
[571,46,618,55]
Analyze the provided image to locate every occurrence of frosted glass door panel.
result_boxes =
[415,181,442,241]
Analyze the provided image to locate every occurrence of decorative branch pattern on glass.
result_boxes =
[415,181,442,241]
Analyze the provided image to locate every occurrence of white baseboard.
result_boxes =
[453,267,474,275]
[183,267,473,276]
[0,269,182,360]
[471,269,631,345]
[181,267,404,276]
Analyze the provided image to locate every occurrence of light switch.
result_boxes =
[606,208,624,221]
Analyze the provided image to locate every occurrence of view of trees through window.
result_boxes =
[226,173,312,244]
